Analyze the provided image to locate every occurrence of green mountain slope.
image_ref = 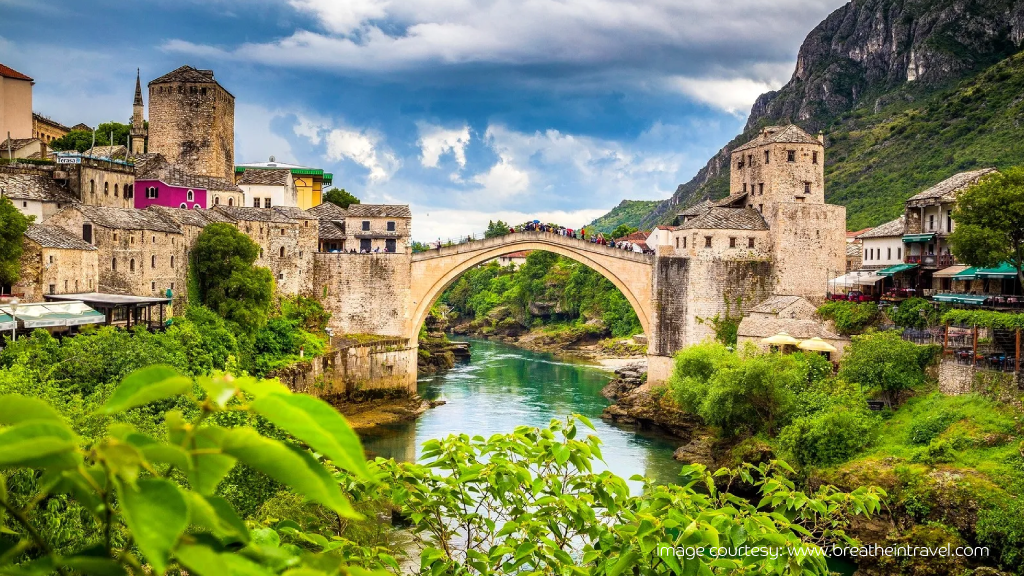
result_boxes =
[585,199,661,234]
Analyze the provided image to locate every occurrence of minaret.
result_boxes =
[130,69,147,154]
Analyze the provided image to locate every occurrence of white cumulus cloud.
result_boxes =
[668,76,780,115]
[470,154,530,198]
[417,122,471,168]
[324,127,398,182]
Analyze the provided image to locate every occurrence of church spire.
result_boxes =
[133,68,143,106]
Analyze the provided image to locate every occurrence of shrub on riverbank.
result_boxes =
[816,301,881,335]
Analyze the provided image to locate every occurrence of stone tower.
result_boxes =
[146,65,234,181]
[130,69,147,154]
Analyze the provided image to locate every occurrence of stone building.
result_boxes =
[1,137,46,160]
[0,63,33,140]
[60,156,136,209]
[307,202,347,252]
[44,205,186,297]
[737,295,848,359]
[345,204,412,253]
[134,154,209,210]
[147,66,235,182]
[859,216,905,270]
[0,166,78,219]
[32,113,69,144]
[212,205,317,295]
[14,224,99,301]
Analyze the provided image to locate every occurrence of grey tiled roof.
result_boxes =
[213,206,295,223]
[0,171,77,203]
[307,202,348,219]
[0,138,40,150]
[750,295,803,314]
[84,145,128,159]
[73,205,182,233]
[715,193,748,208]
[846,243,862,257]
[677,199,714,218]
[733,125,821,152]
[203,176,242,193]
[146,205,216,228]
[906,168,997,203]
[272,206,316,221]
[25,224,96,251]
[678,207,768,231]
[318,220,346,240]
[238,169,290,186]
[150,66,216,85]
[858,216,905,239]
[345,204,412,218]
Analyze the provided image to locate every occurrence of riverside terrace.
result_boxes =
[43,292,171,330]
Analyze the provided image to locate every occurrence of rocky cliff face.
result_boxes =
[639,0,1024,229]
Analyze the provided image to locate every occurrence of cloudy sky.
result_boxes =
[1,0,844,240]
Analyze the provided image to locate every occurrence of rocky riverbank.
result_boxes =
[333,392,447,433]
[451,314,647,362]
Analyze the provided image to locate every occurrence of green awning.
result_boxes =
[931,293,990,305]
[932,294,959,302]
[975,262,1018,278]
[878,263,919,276]
[953,267,979,280]
[903,233,936,243]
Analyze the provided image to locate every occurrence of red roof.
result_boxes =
[847,228,871,238]
[616,230,650,242]
[0,63,33,82]
[655,225,675,230]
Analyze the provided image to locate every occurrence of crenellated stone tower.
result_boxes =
[130,69,147,154]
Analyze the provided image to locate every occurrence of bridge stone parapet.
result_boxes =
[412,231,655,266]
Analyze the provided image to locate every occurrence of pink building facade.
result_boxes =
[134,179,207,210]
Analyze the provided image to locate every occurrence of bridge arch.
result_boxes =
[407,232,654,342]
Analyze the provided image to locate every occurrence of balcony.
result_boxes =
[904,254,955,268]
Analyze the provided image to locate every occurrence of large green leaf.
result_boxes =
[186,493,249,544]
[99,365,193,415]
[116,478,188,575]
[0,422,78,469]
[174,544,229,576]
[0,395,62,425]
[58,556,127,576]
[186,428,236,495]
[220,428,360,519]
[250,393,370,478]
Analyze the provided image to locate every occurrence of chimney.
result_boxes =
[817,130,825,144]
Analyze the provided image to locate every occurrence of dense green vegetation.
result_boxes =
[49,121,138,153]
[585,199,661,235]
[666,331,1024,574]
[191,223,274,333]
[0,196,32,286]
[815,301,881,335]
[322,188,360,209]
[441,251,643,339]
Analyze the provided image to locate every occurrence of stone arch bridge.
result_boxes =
[408,231,655,340]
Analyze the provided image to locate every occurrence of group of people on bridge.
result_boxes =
[429,221,653,254]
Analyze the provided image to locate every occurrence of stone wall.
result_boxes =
[148,81,234,181]
[770,203,846,299]
[939,361,1023,407]
[313,252,412,337]
[270,338,418,398]
[235,217,317,295]
[14,240,99,301]
[685,258,774,346]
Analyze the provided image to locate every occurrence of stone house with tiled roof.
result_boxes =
[43,205,186,297]
[13,224,99,301]
[674,207,772,260]
[0,166,78,219]
[346,204,412,253]
[237,168,298,209]
[858,215,906,271]
[307,202,348,252]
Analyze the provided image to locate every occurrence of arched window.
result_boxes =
[214,196,220,205]
[228,197,234,206]
[129,259,135,272]
[151,255,156,268]
[180,203,187,209]
[279,247,285,257]
[104,182,109,195]
[187,189,194,201]
[111,258,117,271]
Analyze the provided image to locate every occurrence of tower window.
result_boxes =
[279,247,285,257]
[804,182,811,195]
[764,150,770,164]
[90,180,95,194]
[742,183,747,193]
[129,259,135,272]
[112,258,117,271]
[787,150,795,162]
[812,151,819,164]
[758,183,764,195]
[170,256,175,268]
[151,255,156,268]
[114,184,118,197]
[104,182,109,195]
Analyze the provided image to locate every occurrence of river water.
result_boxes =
[360,338,684,486]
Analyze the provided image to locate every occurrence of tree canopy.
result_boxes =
[191,223,273,331]
[322,188,360,209]
[49,121,137,153]
[484,220,511,238]
[0,196,32,286]
[949,167,1024,286]
[610,224,639,239]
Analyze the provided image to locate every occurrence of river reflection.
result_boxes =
[360,338,684,487]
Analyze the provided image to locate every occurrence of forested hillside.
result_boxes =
[600,0,1024,231]
[584,199,660,234]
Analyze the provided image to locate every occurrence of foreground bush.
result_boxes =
[779,408,877,467]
